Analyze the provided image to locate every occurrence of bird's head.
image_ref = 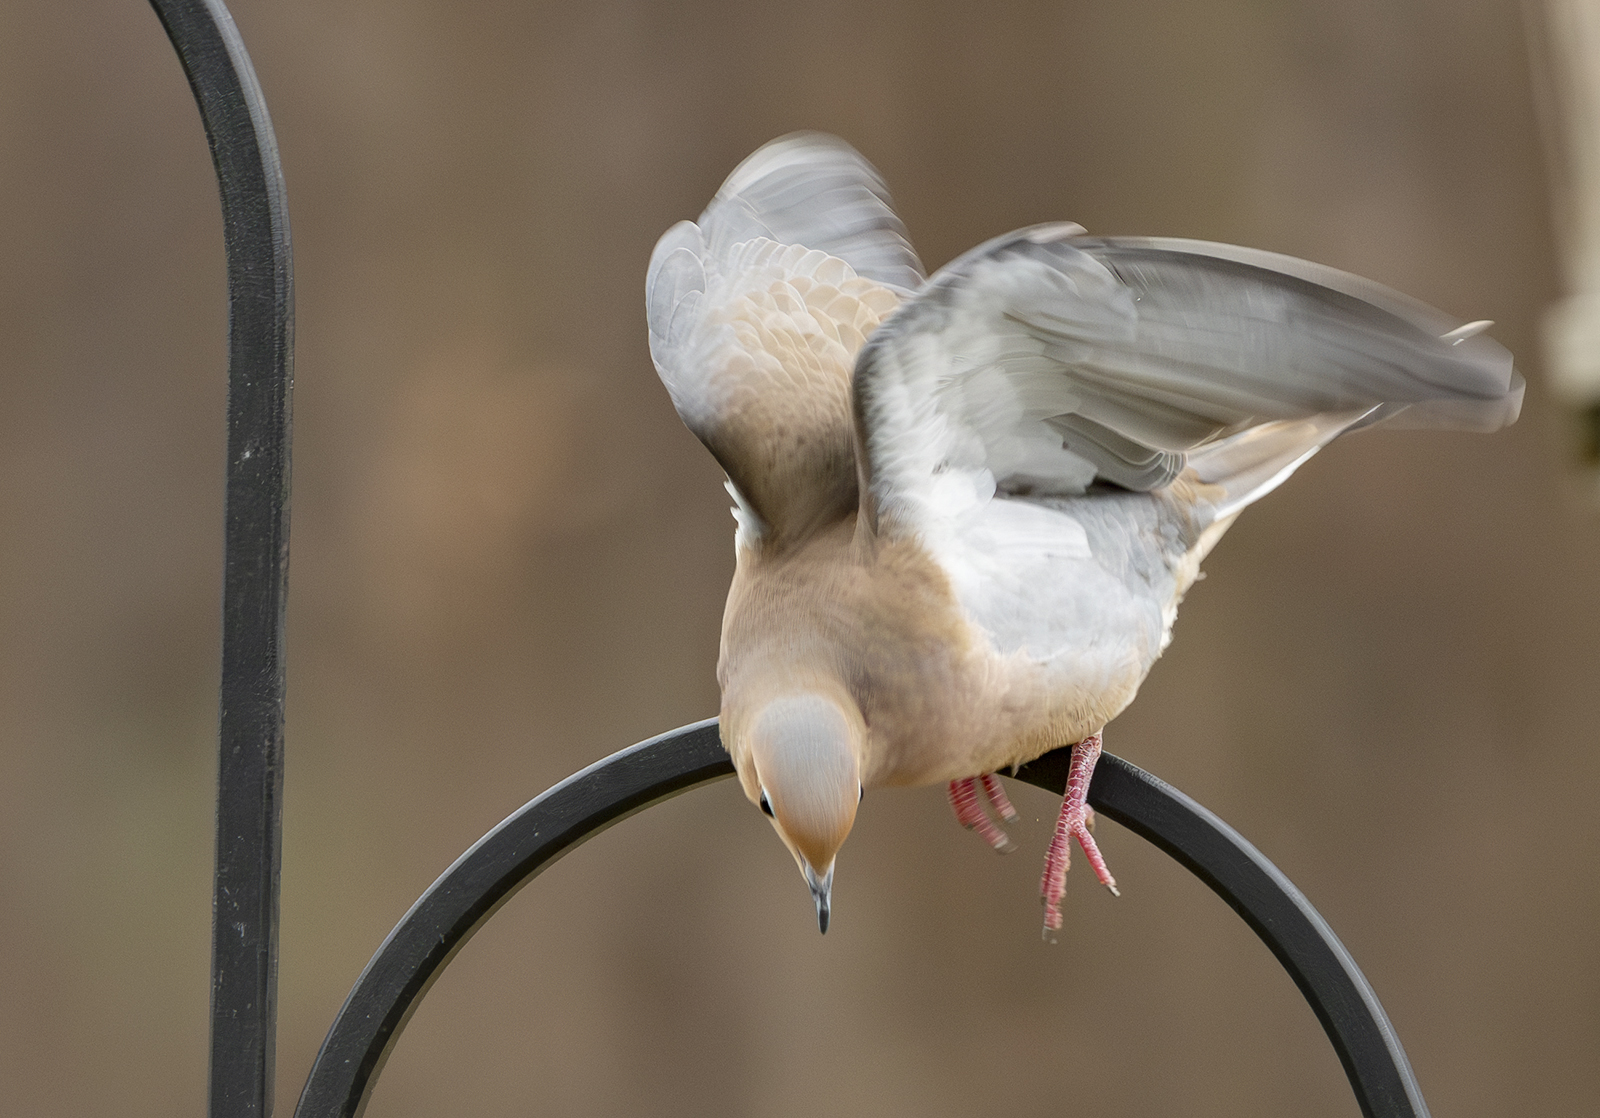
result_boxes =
[734,691,865,934]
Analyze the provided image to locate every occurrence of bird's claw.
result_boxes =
[981,773,1020,822]
[947,774,1017,852]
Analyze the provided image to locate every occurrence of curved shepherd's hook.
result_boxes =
[148,3,293,1118]
[294,721,1430,1118]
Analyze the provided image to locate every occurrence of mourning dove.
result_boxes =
[646,133,1522,935]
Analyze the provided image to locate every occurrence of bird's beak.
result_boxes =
[803,861,834,934]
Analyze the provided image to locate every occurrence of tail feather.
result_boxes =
[1187,410,1372,520]
[1187,358,1524,521]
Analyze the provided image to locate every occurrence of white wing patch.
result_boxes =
[929,493,1168,669]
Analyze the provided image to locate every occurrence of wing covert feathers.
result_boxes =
[647,135,921,547]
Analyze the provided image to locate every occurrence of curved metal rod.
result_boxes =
[295,721,733,1118]
[147,4,294,1118]
[296,720,1428,1118]
[1013,746,1429,1118]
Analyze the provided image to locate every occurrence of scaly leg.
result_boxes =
[1040,733,1119,936]
[947,776,1016,853]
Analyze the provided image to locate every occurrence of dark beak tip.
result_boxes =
[803,863,834,935]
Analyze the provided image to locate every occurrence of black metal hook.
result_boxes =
[293,721,1430,1118]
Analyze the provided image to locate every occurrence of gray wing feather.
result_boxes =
[1067,236,1515,416]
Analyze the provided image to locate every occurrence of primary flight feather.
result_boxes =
[646,133,1521,935]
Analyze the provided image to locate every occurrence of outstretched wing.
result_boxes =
[852,225,1522,664]
[646,133,925,547]
[855,224,1521,531]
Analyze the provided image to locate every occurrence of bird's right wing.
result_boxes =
[646,133,924,546]
[854,225,1522,532]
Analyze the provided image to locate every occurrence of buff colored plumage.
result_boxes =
[647,133,1522,934]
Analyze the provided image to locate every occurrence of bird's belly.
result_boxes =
[857,637,1145,788]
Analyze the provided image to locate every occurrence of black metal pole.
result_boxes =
[146,3,294,1117]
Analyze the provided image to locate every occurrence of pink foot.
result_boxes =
[947,775,1017,853]
[1040,733,1119,937]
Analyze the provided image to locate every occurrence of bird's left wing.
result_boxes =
[647,133,924,546]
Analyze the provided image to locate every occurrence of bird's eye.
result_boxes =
[759,790,774,817]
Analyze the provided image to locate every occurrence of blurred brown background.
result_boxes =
[1,1,1595,1115]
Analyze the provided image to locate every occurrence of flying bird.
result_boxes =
[645,133,1522,936]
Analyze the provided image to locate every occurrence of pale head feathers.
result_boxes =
[741,692,863,876]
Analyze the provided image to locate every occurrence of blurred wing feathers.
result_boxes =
[701,132,925,295]
[855,226,1523,531]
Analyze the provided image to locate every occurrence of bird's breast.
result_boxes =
[718,519,1145,789]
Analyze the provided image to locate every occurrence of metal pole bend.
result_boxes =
[296,721,1428,1118]
[295,720,731,1118]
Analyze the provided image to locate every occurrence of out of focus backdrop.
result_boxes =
[1,2,1595,1115]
